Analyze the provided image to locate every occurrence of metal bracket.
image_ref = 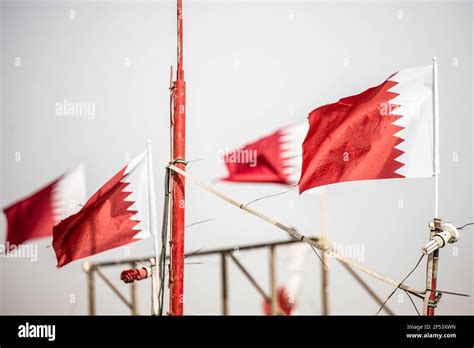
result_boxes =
[427,291,443,308]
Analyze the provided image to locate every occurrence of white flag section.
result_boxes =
[389,65,435,177]
[122,151,156,240]
[52,164,87,222]
[279,122,310,184]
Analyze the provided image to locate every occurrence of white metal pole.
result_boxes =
[147,140,160,315]
[423,57,441,316]
[432,57,440,218]
[147,140,159,253]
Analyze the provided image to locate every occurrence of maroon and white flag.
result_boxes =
[222,123,308,185]
[3,165,86,246]
[299,66,436,193]
[53,151,156,267]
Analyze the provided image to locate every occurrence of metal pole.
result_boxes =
[169,0,186,316]
[339,262,395,315]
[89,238,319,268]
[269,246,277,315]
[320,188,330,315]
[84,263,96,316]
[229,254,271,301]
[423,57,441,316]
[130,262,138,315]
[95,267,134,310]
[432,57,440,219]
[221,253,229,315]
[424,219,441,315]
[151,258,159,315]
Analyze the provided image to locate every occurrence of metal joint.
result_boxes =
[427,291,442,308]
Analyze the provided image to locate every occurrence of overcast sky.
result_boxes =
[1,0,473,315]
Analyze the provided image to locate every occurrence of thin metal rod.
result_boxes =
[432,57,440,218]
[151,258,159,315]
[340,261,394,315]
[424,58,440,316]
[320,188,330,315]
[229,253,286,315]
[89,237,319,268]
[95,266,134,310]
[269,246,277,315]
[85,264,96,316]
[229,254,271,301]
[424,219,441,316]
[130,262,139,315]
[221,253,229,315]
[146,141,160,316]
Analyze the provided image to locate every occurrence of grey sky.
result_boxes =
[0,0,472,315]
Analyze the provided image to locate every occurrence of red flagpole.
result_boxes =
[170,0,186,315]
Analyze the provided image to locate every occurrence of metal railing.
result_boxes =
[83,237,393,315]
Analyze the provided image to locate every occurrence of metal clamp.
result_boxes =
[427,291,442,308]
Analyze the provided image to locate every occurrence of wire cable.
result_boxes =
[404,290,421,316]
[375,253,425,315]
[244,189,294,207]
[185,219,213,229]
[309,243,329,271]
[457,222,474,230]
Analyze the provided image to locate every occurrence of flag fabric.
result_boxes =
[299,66,435,193]
[53,151,153,267]
[3,165,86,246]
[222,123,308,185]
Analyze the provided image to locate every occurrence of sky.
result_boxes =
[0,0,473,315]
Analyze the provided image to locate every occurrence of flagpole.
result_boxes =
[147,140,160,315]
[423,57,440,316]
[169,0,186,316]
[319,187,330,315]
[433,56,440,219]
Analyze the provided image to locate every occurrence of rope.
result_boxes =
[167,164,424,296]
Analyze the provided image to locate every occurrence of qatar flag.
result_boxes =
[53,151,156,267]
[299,65,435,193]
[3,165,86,246]
[222,122,308,185]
